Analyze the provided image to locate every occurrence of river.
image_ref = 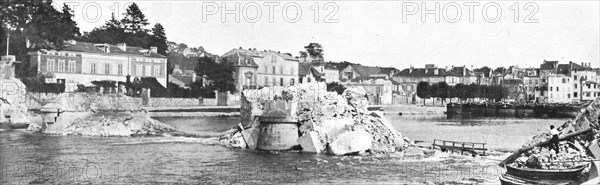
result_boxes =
[0,116,567,184]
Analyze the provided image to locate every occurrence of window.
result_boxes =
[574,75,578,80]
[575,84,578,89]
[272,77,276,86]
[568,94,571,98]
[118,64,123,75]
[280,78,283,86]
[272,66,276,74]
[550,86,553,91]
[308,77,312,82]
[91,63,97,74]
[145,65,152,76]
[104,63,110,74]
[557,87,559,92]
[68,60,75,72]
[265,66,268,74]
[587,92,591,97]
[154,65,160,77]
[280,66,283,74]
[46,58,55,71]
[574,92,578,97]
[159,65,164,76]
[264,77,269,85]
[562,78,566,83]
[136,64,143,76]
[57,59,65,72]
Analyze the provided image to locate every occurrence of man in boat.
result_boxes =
[550,125,560,153]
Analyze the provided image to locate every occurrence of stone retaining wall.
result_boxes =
[150,98,203,107]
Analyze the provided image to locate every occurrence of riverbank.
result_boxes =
[145,106,240,117]
[378,104,446,115]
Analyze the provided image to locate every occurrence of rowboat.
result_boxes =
[505,165,586,180]
[498,97,600,184]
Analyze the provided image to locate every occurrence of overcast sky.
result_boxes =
[55,1,599,70]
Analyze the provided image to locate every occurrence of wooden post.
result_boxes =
[452,143,455,153]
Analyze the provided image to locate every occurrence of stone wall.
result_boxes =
[150,97,203,107]
[26,92,143,111]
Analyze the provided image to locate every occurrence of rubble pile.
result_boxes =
[508,98,600,169]
[59,111,176,136]
[512,140,593,169]
[226,82,409,155]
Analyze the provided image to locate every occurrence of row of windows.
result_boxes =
[549,78,570,84]
[90,63,124,75]
[263,77,295,86]
[262,66,295,75]
[550,92,600,99]
[574,83,598,89]
[135,64,164,77]
[46,58,76,72]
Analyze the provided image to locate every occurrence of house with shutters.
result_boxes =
[392,64,460,94]
[27,40,167,92]
[221,48,299,92]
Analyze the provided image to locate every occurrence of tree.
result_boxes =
[299,51,308,58]
[326,82,346,95]
[429,83,439,105]
[304,43,324,59]
[468,83,478,102]
[455,83,467,103]
[416,81,430,105]
[121,3,149,34]
[196,56,235,92]
[1,1,80,76]
[150,23,168,56]
[494,67,507,74]
[80,13,126,44]
[474,66,492,77]
[437,82,449,104]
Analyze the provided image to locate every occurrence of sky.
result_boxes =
[54,1,600,70]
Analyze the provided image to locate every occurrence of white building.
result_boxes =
[547,74,572,103]
[27,41,167,92]
[571,70,599,102]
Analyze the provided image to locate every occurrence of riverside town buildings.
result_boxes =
[27,41,167,92]
[221,48,299,92]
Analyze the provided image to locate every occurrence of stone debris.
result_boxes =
[241,127,259,150]
[55,111,175,137]
[512,141,593,169]
[225,82,410,155]
[329,129,373,155]
[508,98,600,170]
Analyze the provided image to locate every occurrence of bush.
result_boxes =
[326,82,346,95]
[21,77,65,93]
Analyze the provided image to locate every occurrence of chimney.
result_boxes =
[434,68,438,75]
[192,73,197,83]
[150,46,158,53]
[117,43,127,51]
[463,65,466,76]
[409,66,413,73]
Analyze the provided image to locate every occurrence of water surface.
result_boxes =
[1,116,566,184]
